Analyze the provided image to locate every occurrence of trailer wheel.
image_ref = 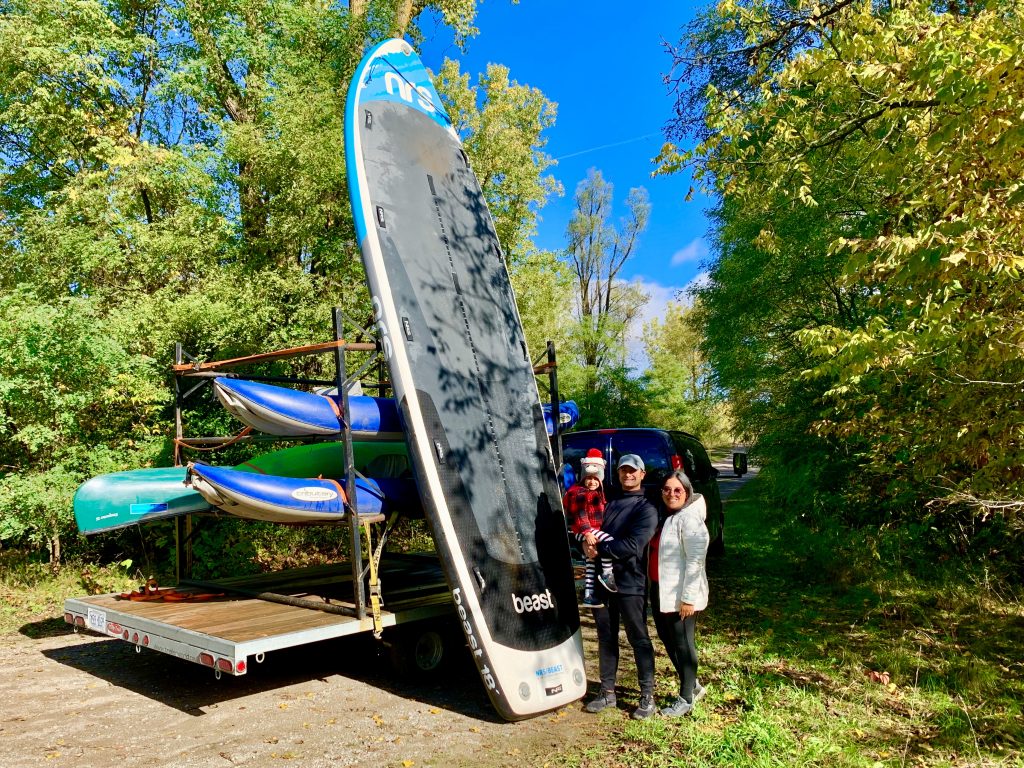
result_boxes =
[389,625,447,676]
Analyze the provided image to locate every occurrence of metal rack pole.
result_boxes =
[173,343,193,581]
[334,308,366,620]
[546,340,562,471]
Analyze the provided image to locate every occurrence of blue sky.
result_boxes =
[418,0,713,367]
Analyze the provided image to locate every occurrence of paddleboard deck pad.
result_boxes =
[346,39,584,720]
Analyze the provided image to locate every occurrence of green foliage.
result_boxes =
[436,58,560,260]
[561,169,650,404]
[0,289,167,558]
[555,362,652,431]
[643,300,731,445]
[0,0,555,567]
[660,0,1024,550]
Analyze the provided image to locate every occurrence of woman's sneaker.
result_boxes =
[662,682,706,717]
[660,696,693,717]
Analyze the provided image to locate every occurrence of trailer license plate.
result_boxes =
[87,608,106,633]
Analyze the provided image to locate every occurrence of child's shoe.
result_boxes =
[597,571,618,593]
[581,592,604,608]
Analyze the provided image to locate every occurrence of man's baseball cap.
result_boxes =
[616,454,645,471]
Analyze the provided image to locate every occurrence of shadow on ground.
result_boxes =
[40,622,505,721]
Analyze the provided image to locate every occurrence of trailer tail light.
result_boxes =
[671,454,683,470]
[142,635,150,646]
[74,616,85,627]
[198,652,215,667]
[216,658,233,673]
[123,630,130,640]
[64,613,74,625]
[236,660,246,673]
[132,632,139,644]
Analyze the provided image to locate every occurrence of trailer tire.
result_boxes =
[389,624,448,677]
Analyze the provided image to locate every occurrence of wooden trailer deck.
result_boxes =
[64,553,453,673]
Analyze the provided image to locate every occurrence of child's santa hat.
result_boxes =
[580,448,606,480]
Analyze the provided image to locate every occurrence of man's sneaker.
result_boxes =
[581,593,604,608]
[597,571,618,593]
[584,691,616,713]
[660,696,693,717]
[630,694,656,720]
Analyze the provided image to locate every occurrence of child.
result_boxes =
[563,448,618,607]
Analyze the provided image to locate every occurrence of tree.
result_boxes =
[643,300,729,444]
[0,290,166,564]
[564,169,650,394]
[659,0,1024,536]
[0,0,569,564]
[436,59,560,261]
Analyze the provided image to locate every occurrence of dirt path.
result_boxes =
[2,456,754,768]
[0,618,606,768]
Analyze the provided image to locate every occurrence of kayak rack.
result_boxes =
[166,309,568,640]
[170,307,391,634]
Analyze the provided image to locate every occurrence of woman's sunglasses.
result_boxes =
[661,487,686,496]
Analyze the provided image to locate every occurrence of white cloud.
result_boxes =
[670,238,708,267]
[624,278,681,372]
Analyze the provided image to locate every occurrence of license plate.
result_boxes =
[86,607,106,632]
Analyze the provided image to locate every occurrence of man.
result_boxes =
[581,454,658,719]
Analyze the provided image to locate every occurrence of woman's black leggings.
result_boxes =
[652,582,699,701]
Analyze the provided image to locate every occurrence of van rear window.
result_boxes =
[610,433,670,484]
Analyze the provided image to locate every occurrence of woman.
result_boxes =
[650,469,710,716]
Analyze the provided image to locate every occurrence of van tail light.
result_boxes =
[671,454,683,470]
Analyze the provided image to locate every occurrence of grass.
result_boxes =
[564,480,1024,767]
[0,550,140,637]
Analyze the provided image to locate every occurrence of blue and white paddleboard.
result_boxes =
[215,376,579,439]
[185,463,421,524]
[346,39,584,720]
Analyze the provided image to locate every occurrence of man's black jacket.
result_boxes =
[594,490,657,596]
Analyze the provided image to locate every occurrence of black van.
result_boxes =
[561,428,724,556]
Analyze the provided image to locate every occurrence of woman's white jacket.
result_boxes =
[655,493,710,612]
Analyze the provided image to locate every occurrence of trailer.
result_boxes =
[65,310,569,681]
[64,554,456,677]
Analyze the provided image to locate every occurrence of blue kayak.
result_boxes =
[213,377,404,439]
[185,462,422,523]
[214,376,579,438]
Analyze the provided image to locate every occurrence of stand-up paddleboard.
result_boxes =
[185,463,420,523]
[215,376,579,439]
[74,441,411,534]
[213,377,404,439]
[346,39,584,720]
